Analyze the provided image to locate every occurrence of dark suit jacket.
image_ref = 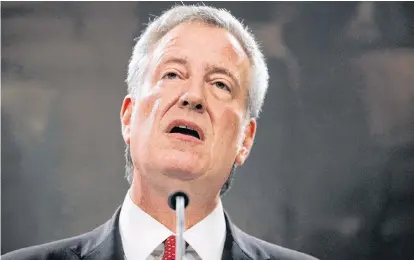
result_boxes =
[2,206,318,260]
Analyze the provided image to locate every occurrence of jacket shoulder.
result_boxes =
[2,236,84,260]
[233,225,319,260]
[251,236,319,260]
[2,220,113,260]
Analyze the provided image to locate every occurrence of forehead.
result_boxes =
[153,22,250,70]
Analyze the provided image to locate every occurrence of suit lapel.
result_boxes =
[83,228,124,260]
[222,211,270,260]
[221,238,252,260]
[74,206,125,260]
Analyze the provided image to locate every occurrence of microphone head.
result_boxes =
[168,191,189,210]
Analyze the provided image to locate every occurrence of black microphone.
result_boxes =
[168,191,189,210]
[168,191,189,260]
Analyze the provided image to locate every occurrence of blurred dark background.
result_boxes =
[2,2,414,259]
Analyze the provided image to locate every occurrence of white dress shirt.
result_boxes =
[119,190,226,260]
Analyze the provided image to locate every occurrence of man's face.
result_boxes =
[121,22,256,195]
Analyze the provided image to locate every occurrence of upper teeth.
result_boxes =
[178,125,195,131]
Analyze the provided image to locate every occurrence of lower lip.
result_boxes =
[167,133,204,144]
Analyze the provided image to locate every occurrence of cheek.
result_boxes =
[138,96,158,119]
[131,93,161,137]
[215,107,244,147]
[133,80,168,120]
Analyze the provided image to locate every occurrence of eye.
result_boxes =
[162,72,179,80]
[213,81,231,93]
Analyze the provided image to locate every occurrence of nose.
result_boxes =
[178,90,206,113]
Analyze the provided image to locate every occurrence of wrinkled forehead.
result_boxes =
[150,21,249,64]
[148,22,251,86]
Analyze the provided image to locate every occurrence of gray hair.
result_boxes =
[124,5,269,195]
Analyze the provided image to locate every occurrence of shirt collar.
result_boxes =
[184,199,226,260]
[119,190,226,260]
[119,191,173,260]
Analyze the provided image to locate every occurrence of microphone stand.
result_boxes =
[176,196,185,260]
[168,192,189,260]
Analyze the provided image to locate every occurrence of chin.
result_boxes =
[158,153,205,180]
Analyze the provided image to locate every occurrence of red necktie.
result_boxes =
[162,235,176,260]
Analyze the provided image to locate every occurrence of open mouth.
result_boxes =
[166,120,204,141]
[170,125,200,139]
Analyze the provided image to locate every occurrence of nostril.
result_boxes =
[183,100,189,106]
[195,104,202,110]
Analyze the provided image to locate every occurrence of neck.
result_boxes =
[129,173,220,232]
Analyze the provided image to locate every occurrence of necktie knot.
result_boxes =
[162,235,176,260]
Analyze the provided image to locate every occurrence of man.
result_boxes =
[3,5,318,260]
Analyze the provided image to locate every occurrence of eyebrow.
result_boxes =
[205,65,240,89]
[160,57,241,88]
[162,57,189,67]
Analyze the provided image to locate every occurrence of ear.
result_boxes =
[120,94,134,145]
[235,118,257,166]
